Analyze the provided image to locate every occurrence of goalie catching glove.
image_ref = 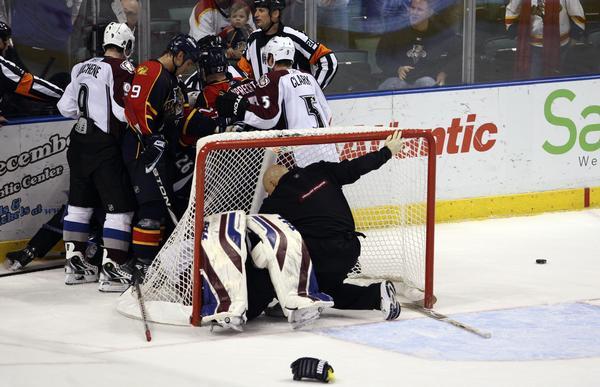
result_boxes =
[291,357,334,383]
[216,91,248,121]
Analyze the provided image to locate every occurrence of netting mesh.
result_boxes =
[117,127,434,325]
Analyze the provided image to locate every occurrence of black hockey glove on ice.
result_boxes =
[141,134,167,173]
[290,357,334,383]
[215,91,248,121]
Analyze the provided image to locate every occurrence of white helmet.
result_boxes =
[263,36,295,69]
[103,22,135,57]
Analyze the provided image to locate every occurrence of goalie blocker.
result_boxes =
[201,211,333,330]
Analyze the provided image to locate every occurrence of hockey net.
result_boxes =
[117,127,436,326]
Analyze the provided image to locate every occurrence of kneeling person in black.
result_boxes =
[257,131,405,320]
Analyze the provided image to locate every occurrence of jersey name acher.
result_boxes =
[57,56,134,135]
[244,68,331,130]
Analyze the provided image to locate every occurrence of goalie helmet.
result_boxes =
[167,33,200,63]
[254,0,286,10]
[0,21,11,40]
[103,22,135,57]
[263,36,295,68]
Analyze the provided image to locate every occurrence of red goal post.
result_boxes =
[117,127,436,326]
[192,127,436,326]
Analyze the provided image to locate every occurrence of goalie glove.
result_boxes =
[290,357,334,383]
[216,91,248,121]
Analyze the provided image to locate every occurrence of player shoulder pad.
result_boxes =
[257,74,270,88]
[120,60,135,74]
[135,60,161,76]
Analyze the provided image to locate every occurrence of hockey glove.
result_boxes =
[290,357,334,383]
[216,91,248,121]
[141,134,167,174]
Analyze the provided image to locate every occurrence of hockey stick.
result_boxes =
[134,129,179,226]
[150,166,179,226]
[402,303,492,339]
[0,259,65,278]
[133,270,152,342]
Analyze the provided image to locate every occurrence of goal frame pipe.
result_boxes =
[191,129,436,326]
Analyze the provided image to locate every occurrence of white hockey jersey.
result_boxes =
[244,68,332,130]
[188,0,255,40]
[505,0,586,47]
[58,56,134,134]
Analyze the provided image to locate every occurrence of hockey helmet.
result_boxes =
[197,34,224,51]
[167,33,201,63]
[199,46,228,75]
[254,0,286,11]
[263,36,295,68]
[103,22,135,56]
[0,21,11,41]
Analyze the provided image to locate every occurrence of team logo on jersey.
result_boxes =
[136,65,149,75]
[121,60,135,74]
[257,74,270,88]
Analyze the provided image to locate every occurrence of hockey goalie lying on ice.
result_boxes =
[201,211,334,330]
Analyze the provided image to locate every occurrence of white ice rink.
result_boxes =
[1,209,599,387]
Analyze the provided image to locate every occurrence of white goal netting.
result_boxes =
[117,127,436,326]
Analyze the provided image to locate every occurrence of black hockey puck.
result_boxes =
[536,259,547,264]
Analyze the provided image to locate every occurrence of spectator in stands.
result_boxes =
[112,0,141,31]
[505,0,586,78]
[380,0,411,32]
[0,21,63,127]
[189,0,256,40]
[376,0,461,90]
[218,2,254,60]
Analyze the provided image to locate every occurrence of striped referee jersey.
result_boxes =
[0,56,63,102]
[238,24,337,90]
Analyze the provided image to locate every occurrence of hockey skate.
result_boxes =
[65,242,100,284]
[98,250,133,292]
[5,245,36,271]
[380,280,401,320]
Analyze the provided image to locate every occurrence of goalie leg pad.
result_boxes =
[247,215,334,321]
[200,211,248,325]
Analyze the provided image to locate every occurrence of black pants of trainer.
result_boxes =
[245,235,381,321]
[305,236,380,311]
[246,259,276,321]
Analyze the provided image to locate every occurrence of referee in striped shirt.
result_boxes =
[0,21,63,127]
[238,0,338,90]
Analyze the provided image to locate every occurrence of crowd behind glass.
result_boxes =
[1,0,599,120]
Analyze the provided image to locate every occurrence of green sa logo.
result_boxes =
[543,89,600,154]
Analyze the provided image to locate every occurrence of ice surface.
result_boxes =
[1,209,599,386]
